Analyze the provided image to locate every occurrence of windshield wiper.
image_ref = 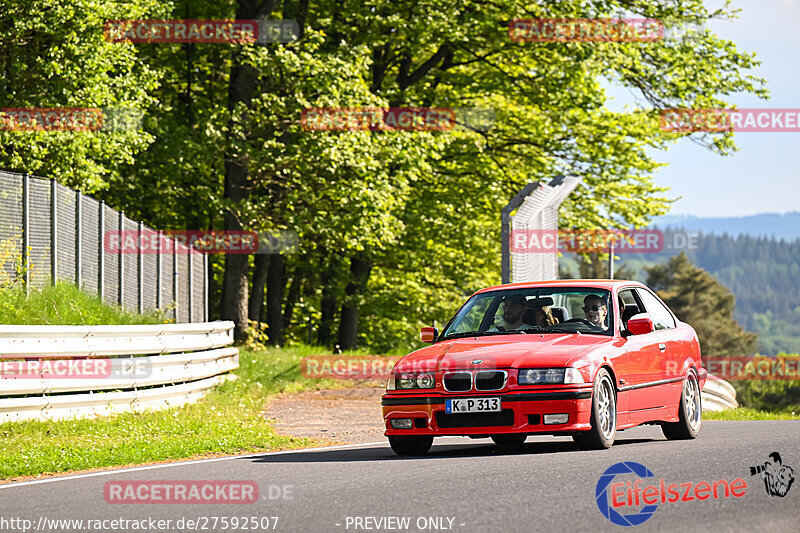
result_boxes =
[520,326,552,333]
[441,330,522,340]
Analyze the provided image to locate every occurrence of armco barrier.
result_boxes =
[701,375,738,412]
[0,321,237,423]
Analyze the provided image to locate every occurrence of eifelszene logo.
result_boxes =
[595,462,748,527]
[749,452,795,497]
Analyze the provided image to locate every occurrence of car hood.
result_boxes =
[394,334,615,372]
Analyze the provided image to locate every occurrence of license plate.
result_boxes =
[445,397,501,414]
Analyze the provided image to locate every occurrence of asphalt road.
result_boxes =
[1,421,798,533]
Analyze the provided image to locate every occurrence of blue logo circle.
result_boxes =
[596,462,658,527]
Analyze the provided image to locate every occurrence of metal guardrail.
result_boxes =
[0,321,238,423]
[701,375,738,411]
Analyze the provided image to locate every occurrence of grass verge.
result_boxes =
[0,345,389,480]
[704,407,800,421]
[0,282,163,325]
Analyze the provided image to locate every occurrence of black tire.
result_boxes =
[388,435,434,456]
[491,434,527,449]
[573,368,616,450]
[662,370,702,440]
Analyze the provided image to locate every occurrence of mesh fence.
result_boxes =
[0,170,207,322]
[0,174,23,283]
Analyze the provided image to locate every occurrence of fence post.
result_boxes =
[75,191,82,289]
[138,221,144,314]
[118,211,124,305]
[98,201,104,301]
[156,230,162,310]
[188,252,193,322]
[21,174,30,295]
[50,178,57,286]
[203,253,209,322]
[172,247,178,322]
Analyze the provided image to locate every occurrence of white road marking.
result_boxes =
[0,437,466,490]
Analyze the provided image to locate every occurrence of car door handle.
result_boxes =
[658,343,667,352]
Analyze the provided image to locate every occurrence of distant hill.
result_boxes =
[653,213,800,242]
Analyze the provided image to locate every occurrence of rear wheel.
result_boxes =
[573,368,616,450]
[388,435,433,456]
[491,434,527,449]
[662,370,702,440]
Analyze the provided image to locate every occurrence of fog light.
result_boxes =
[543,414,569,425]
[390,418,413,429]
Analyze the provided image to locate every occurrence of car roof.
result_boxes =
[473,279,644,297]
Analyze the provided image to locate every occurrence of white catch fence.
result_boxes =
[0,321,238,423]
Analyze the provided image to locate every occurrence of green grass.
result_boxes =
[0,282,163,325]
[704,407,800,421]
[0,345,390,480]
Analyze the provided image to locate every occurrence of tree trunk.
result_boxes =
[282,272,302,332]
[220,0,279,341]
[249,254,270,323]
[266,253,286,345]
[337,254,372,351]
[318,284,336,347]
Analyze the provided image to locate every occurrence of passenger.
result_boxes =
[532,305,559,327]
[583,294,608,328]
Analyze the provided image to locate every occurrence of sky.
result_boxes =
[606,0,800,217]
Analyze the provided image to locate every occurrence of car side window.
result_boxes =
[636,289,676,330]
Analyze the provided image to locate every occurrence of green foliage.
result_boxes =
[0,282,163,325]
[0,0,167,193]
[703,407,800,421]
[731,369,800,413]
[646,253,757,356]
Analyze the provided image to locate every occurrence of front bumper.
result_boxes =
[382,388,593,436]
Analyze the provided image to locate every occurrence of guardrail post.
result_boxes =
[98,201,105,301]
[118,211,124,305]
[50,178,57,286]
[21,173,30,295]
[138,221,144,313]
[75,191,82,289]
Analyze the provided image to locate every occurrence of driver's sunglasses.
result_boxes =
[583,305,605,312]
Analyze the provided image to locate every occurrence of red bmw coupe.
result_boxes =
[382,280,706,455]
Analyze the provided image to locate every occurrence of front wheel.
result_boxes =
[662,370,702,440]
[388,435,433,456]
[573,368,616,450]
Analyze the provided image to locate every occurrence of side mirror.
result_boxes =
[626,313,654,336]
[420,326,439,343]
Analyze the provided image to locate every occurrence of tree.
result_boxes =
[646,253,757,357]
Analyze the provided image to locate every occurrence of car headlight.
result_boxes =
[518,367,585,385]
[394,372,435,389]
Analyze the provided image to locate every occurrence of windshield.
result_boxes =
[439,287,615,340]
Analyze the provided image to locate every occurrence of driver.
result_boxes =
[583,294,608,328]
[496,294,528,330]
